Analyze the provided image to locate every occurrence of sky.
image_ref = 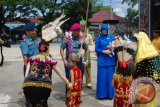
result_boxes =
[102,0,138,17]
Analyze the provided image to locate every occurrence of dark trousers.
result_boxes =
[23,87,51,107]
[23,65,26,77]
[23,65,30,107]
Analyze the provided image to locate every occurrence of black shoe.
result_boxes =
[96,98,105,100]
[108,98,113,100]
[86,86,92,89]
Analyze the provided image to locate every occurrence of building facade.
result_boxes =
[140,0,160,39]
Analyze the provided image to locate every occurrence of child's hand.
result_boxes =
[67,83,73,89]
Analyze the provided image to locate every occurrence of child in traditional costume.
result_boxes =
[112,33,138,107]
[66,53,82,107]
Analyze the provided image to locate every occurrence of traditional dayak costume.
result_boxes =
[132,32,160,107]
[22,13,69,107]
[23,54,57,106]
[113,35,138,107]
[66,66,82,107]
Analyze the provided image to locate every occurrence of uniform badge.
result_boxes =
[28,42,33,45]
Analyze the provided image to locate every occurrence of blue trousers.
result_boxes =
[96,66,115,99]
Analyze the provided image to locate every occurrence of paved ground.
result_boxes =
[0,43,160,107]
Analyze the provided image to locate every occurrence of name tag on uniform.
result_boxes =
[28,42,33,46]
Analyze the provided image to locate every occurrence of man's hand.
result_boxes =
[64,60,69,66]
[0,38,4,45]
[103,50,111,55]
[83,60,88,66]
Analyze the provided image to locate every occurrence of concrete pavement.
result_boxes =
[1,43,114,107]
[0,43,160,107]
[2,43,96,61]
[0,61,113,107]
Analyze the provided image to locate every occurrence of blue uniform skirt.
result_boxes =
[96,66,115,99]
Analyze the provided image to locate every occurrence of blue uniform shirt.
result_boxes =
[95,34,117,66]
[60,35,88,59]
[20,36,39,58]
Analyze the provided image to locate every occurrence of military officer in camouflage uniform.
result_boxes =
[60,23,89,79]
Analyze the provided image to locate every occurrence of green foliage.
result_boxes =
[0,0,38,28]
[92,3,112,13]
[126,8,138,25]
[62,0,92,31]
[122,0,138,7]
[0,0,99,31]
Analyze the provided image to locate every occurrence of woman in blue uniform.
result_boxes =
[95,24,117,99]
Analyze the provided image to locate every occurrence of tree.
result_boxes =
[122,0,139,7]
[62,0,93,30]
[126,8,138,26]
[92,3,112,13]
[0,0,70,34]
[32,0,68,23]
[0,0,100,32]
[0,0,39,29]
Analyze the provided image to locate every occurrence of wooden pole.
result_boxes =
[86,0,90,27]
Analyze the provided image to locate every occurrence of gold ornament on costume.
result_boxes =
[135,32,159,63]
[153,71,159,80]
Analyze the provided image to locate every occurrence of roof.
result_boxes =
[88,10,129,24]
[27,17,43,23]
[8,17,43,24]
[5,17,42,30]
[5,23,25,30]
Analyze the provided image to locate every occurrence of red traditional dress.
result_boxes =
[66,66,82,107]
[113,36,138,107]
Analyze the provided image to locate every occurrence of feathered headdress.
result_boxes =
[42,12,69,42]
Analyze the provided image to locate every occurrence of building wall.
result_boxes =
[151,0,160,39]
[140,0,160,39]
